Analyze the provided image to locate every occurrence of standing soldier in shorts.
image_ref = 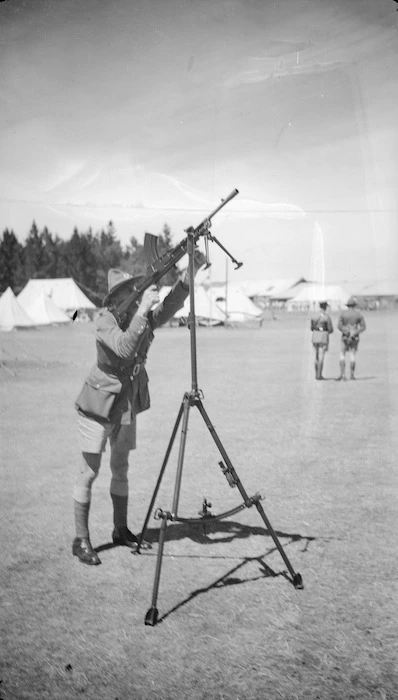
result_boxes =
[72,251,206,565]
[337,296,366,381]
[310,301,334,380]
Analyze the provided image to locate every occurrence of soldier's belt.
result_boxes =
[97,361,144,378]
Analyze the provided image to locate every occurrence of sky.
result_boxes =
[0,0,397,284]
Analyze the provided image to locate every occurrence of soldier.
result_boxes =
[72,251,206,565]
[337,296,366,380]
[310,301,334,380]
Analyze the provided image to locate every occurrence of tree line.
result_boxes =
[0,220,179,304]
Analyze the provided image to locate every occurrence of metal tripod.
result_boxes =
[136,229,303,626]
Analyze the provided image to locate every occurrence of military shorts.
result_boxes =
[341,336,359,352]
[77,412,137,453]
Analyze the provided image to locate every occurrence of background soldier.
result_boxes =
[337,296,366,380]
[310,301,333,380]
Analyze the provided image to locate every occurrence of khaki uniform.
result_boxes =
[73,280,189,506]
[338,308,366,351]
[76,280,188,427]
[310,311,333,349]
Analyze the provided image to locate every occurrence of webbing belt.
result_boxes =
[97,361,143,378]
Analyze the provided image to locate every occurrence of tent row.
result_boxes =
[219,278,350,311]
[159,284,263,324]
[0,278,96,332]
[0,287,71,331]
[3,274,396,331]
[227,277,398,310]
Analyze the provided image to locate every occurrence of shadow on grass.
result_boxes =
[153,539,310,625]
[333,376,376,382]
[135,521,315,623]
[141,519,314,546]
[96,519,315,552]
[96,522,314,624]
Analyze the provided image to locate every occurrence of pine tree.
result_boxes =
[0,229,24,293]
[40,227,59,278]
[23,221,44,280]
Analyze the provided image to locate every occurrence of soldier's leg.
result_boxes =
[73,452,101,535]
[73,414,110,565]
[314,346,320,379]
[338,341,347,380]
[349,348,357,379]
[109,442,130,530]
[318,347,326,379]
[109,422,151,549]
[72,452,102,564]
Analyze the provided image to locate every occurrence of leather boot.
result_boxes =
[112,526,152,550]
[72,537,101,565]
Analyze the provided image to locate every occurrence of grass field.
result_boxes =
[1,310,397,700]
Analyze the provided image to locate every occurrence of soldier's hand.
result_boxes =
[137,285,160,316]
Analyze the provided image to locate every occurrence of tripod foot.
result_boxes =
[293,573,304,589]
[145,606,159,626]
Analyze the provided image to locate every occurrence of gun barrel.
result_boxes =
[197,189,239,230]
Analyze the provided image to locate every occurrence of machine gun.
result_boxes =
[114,188,240,329]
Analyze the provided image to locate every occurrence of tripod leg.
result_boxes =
[144,395,192,623]
[254,501,303,589]
[195,399,303,589]
[172,394,192,515]
[145,510,169,626]
[136,401,185,553]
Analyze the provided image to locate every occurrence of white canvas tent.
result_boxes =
[208,286,263,323]
[286,283,350,311]
[18,278,96,314]
[24,292,71,326]
[238,278,306,300]
[0,287,36,331]
[174,286,226,325]
[360,280,398,298]
[269,281,310,302]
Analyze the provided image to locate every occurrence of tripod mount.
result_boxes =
[135,198,303,626]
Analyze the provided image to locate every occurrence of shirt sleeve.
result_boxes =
[338,314,345,333]
[95,309,149,359]
[327,315,333,333]
[151,280,189,328]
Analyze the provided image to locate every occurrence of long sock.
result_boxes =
[339,360,345,378]
[111,494,128,529]
[350,361,356,378]
[74,500,90,539]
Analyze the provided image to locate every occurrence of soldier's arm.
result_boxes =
[337,315,345,333]
[95,309,149,359]
[151,248,207,328]
[358,314,366,334]
[151,280,189,328]
[327,315,333,334]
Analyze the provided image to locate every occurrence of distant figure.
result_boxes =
[310,301,333,380]
[337,296,366,380]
